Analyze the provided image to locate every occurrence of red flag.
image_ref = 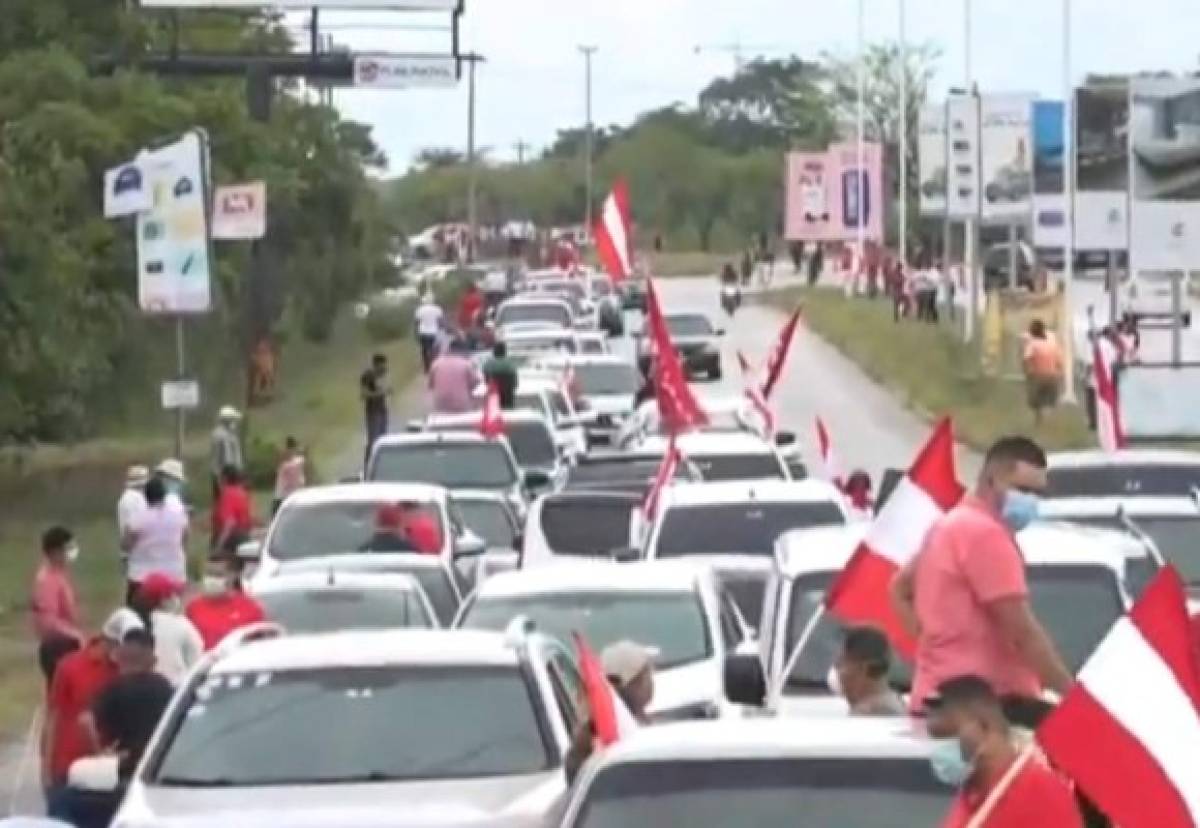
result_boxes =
[1093,339,1126,453]
[824,418,964,655]
[642,434,682,523]
[480,381,505,439]
[1038,567,1200,828]
[814,416,843,488]
[762,307,802,400]
[573,632,621,746]
[736,351,776,437]
[645,279,708,433]
[594,179,633,282]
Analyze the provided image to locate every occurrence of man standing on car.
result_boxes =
[482,342,518,409]
[891,436,1074,728]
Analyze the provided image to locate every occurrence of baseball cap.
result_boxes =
[139,573,184,604]
[126,464,150,487]
[601,640,658,686]
[156,458,186,482]
[101,608,144,643]
[218,405,242,421]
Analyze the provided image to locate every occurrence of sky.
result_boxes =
[311,0,1200,174]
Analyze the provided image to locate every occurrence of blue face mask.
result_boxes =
[1001,489,1039,532]
[929,738,972,787]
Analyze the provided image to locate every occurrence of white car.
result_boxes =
[524,278,597,329]
[495,296,574,334]
[115,627,583,828]
[734,521,1135,718]
[560,718,951,826]
[512,378,589,459]
[521,491,643,568]
[425,409,567,493]
[636,431,794,482]
[453,489,524,585]
[533,355,641,447]
[499,327,579,363]
[456,561,751,721]
[575,331,611,356]
[252,571,439,633]
[1047,448,1200,499]
[643,479,848,623]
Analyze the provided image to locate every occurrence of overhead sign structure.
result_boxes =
[1075,85,1130,252]
[1032,100,1067,248]
[139,1,459,8]
[212,181,267,241]
[979,92,1035,224]
[136,130,213,315]
[918,105,946,216]
[783,142,883,243]
[352,54,458,89]
[945,94,981,219]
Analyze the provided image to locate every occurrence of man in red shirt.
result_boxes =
[211,465,254,558]
[31,526,84,685]
[932,675,1083,828]
[891,436,1073,723]
[1192,612,1200,680]
[185,556,265,650]
[401,502,443,555]
[42,608,142,816]
[457,282,484,335]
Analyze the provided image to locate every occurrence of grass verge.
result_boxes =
[643,250,734,278]
[769,287,1094,453]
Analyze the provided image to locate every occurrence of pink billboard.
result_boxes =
[784,141,884,243]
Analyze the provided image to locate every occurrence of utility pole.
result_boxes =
[855,0,866,257]
[513,139,530,165]
[898,0,909,268]
[579,45,597,237]
[462,53,485,263]
[1061,0,1078,401]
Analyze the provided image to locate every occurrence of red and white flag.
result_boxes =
[814,416,843,488]
[646,279,708,433]
[1038,566,1200,828]
[480,381,505,439]
[824,418,964,655]
[642,434,682,524]
[761,307,802,400]
[736,352,776,436]
[573,632,638,746]
[594,179,633,282]
[1093,338,1126,453]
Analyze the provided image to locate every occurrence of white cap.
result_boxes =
[156,458,186,482]
[125,465,150,487]
[601,640,657,686]
[218,405,242,421]
[101,608,144,643]
[67,755,119,792]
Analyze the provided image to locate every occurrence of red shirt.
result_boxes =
[941,757,1083,828]
[214,484,253,536]
[1191,613,1200,679]
[458,291,483,329]
[405,512,443,555]
[47,640,118,783]
[31,563,81,643]
[186,592,265,651]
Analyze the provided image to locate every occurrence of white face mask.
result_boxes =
[826,666,844,697]
[65,544,80,564]
[201,576,227,596]
[160,596,183,614]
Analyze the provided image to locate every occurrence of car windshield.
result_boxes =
[655,503,845,558]
[458,500,517,549]
[426,422,556,470]
[577,364,638,396]
[1047,464,1200,498]
[508,336,577,356]
[575,758,950,828]
[370,443,517,489]
[579,338,607,355]
[539,498,636,555]
[1059,514,1199,585]
[276,560,461,627]
[567,460,687,494]
[783,566,1124,693]
[498,303,571,328]
[687,453,786,481]
[541,280,585,300]
[268,502,444,561]
[154,666,552,787]
[665,315,713,337]
[464,591,710,669]
[514,393,552,420]
[259,587,433,634]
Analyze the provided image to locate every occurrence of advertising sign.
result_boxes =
[918,105,946,215]
[352,54,458,89]
[1076,85,1130,251]
[140,1,459,9]
[783,142,883,243]
[136,131,213,315]
[980,93,1035,223]
[784,151,836,242]
[104,160,152,218]
[945,94,981,219]
[1130,77,1200,271]
[830,141,884,243]
[1032,100,1067,248]
[212,181,266,241]
[161,380,200,410]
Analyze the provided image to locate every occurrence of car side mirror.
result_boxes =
[236,540,262,562]
[523,469,552,492]
[610,546,642,563]
[454,529,488,559]
[723,652,767,707]
[774,430,797,448]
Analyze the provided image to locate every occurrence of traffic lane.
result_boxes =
[653,277,983,481]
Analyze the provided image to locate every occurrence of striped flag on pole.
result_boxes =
[1093,338,1126,453]
[814,416,843,488]
[594,179,633,282]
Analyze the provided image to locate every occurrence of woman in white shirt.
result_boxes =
[131,573,204,685]
[122,476,189,606]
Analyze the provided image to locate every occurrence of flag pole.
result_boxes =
[771,604,828,708]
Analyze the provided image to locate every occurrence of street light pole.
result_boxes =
[856,0,866,259]
[1061,0,1078,402]
[580,45,597,237]
[899,0,909,267]
[463,53,484,263]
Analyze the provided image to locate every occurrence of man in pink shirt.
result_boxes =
[31,526,84,686]
[891,436,1073,723]
[428,339,480,415]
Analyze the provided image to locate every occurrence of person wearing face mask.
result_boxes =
[831,625,905,716]
[184,556,265,651]
[131,574,204,685]
[31,526,84,686]
[890,436,1073,724]
[929,675,1083,828]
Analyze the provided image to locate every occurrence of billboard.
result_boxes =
[352,54,458,88]
[945,94,981,219]
[140,1,458,8]
[918,105,946,215]
[783,142,883,243]
[1130,77,1200,271]
[136,131,213,315]
[1032,100,1067,248]
[980,93,1034,223]
[1076,85,1129,251]
[1119,363,1200,441]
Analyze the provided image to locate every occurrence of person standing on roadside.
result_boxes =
[361,352,392,466]
[123,476,189,607]
[31,527,84,686]
[130,574,204,686]
[273,436,307,515]
[482,342,518,409]
[209,406,243,502]
[185,556,265,651]
[212,465,254,558]
[414,293,444,373]
[116,466,148,572]
[891,436,1074,728]
[155,458,188,513]
[428,339,480,415]
[832,625,906,716]
[1022,320,1064,425]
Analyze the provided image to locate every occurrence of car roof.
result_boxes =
[450,489,510,505]
[1049,449,1200,468]
[473,560,708,599]
[374,431,496,448]
[276,553,450,576]
[591,718,933,766]
[639,431,777,455]
[500,328,574,342]
[499,296,571,309]
[540,490,641,505]
[211,629,524,674]
[1040,496,1200,517]
[535,354,635,368]
[427,408,549,427]
[663,310,713,321]
[661,479,843,508]
[252,571,425,595]
[279,483,447,507]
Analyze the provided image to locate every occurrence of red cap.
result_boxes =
[139,573,185,603]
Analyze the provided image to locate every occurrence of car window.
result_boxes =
[458,499,517,549]
[715,571,770,629]
[566,463,688,494]
[259,588,434,633]
[576,364,638,396]
[654,503,845,558]
[574,758,950,828]
[688,453,787,481]
[463,591,711,670]
[153,667,554,786]
[1051,514,1186,588]
[1047,464,1200,497]
[716,590,743,651]
[539,499,635,555]
[268,502,445,561]
[664,315,713,337]
[369,443,517,488]
[545,651,584,735]
[499,303,572,328]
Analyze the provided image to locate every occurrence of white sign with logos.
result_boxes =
[979,93,1035,224]
[945,95,981,219]
[136,130,213,315]
[212,181,267,241]
[161,380,200,410]
[918,105,946,216]
[104,160,153,218]
[353,55,458,89]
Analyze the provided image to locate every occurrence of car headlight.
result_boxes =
[649,700,720,723]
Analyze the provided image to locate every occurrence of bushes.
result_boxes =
[365,300,415,343]
[243,432,320,491]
